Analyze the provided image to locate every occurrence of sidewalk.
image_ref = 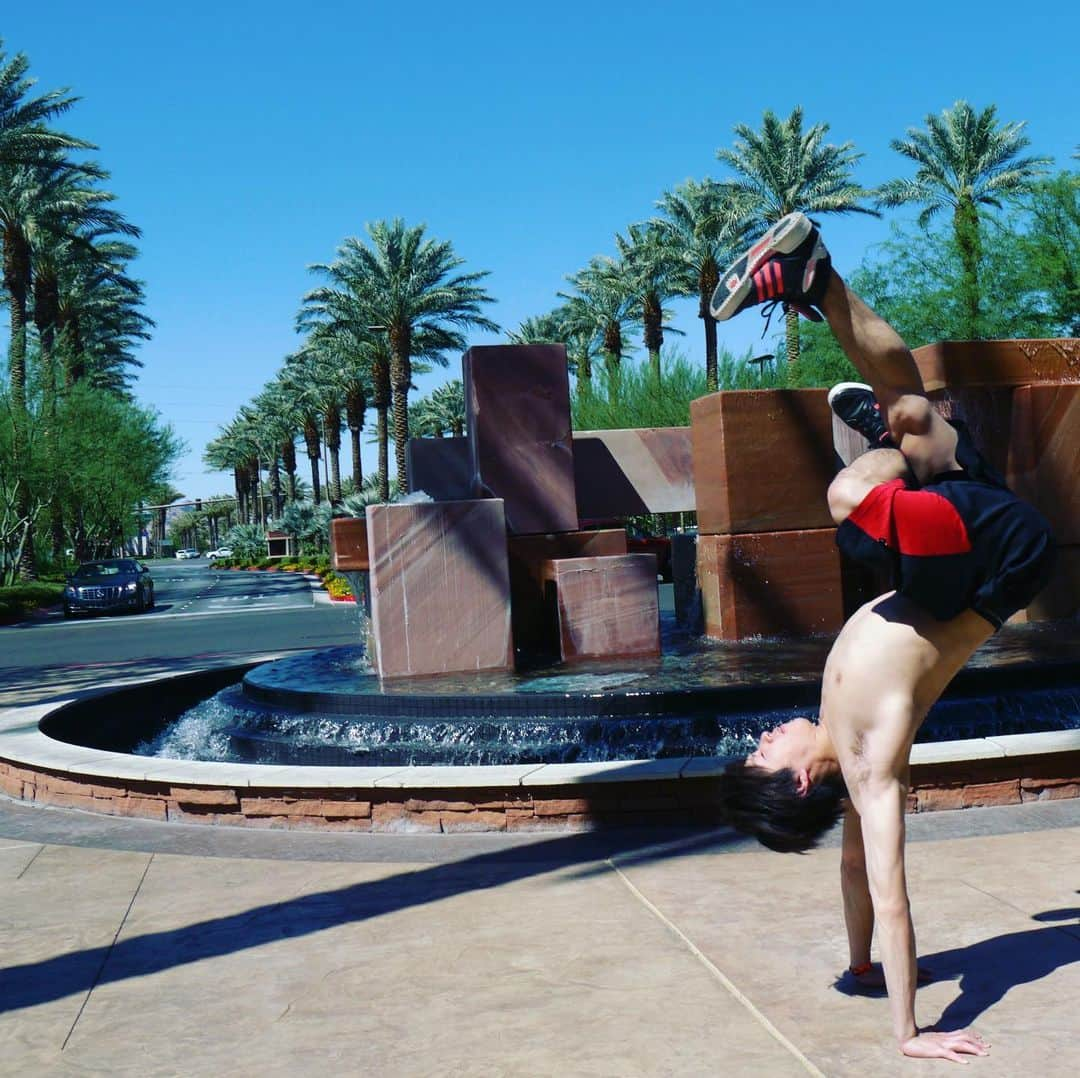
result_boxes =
[2,796,1078,1076]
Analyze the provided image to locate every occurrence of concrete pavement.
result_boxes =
[2,795,1078,1076]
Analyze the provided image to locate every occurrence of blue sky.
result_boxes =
[4,1,1077,499]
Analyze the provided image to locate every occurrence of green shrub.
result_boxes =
[324,573,354,600]
[0,582,65,621]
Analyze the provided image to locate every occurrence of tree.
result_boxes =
[560,259,637,382]
[612,221,685,383]
[877,101,1050,338]
[656,178,750,391]
[715,106,877,379]
[509,306,600,391]
[0,41,89,167]
[303,219,498,489]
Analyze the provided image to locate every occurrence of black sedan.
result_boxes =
[63,558,155,618]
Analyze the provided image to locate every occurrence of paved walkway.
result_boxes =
[2,795,1078,1076]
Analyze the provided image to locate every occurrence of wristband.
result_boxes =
[849,961,873,977]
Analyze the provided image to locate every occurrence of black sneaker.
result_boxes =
[710,212,831,323]
[827,382,896,448]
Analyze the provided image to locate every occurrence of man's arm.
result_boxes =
[840,806,873,970]
[855,776,989,1062]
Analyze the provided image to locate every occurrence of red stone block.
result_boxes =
[507,529,627,655]
[367,499,513,678]
[690,390,836,535]
[572,427,695,519]
[697,528,844,640]
[913,338,1080,392]
[406,436,472,501]
[464,344,578,535]
[330,517,369,572]
[547,554,660,661]
[1007,384,1080,543]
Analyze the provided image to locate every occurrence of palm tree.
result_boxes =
[304,219,498,488]
[509,308,600,392]
[613,222,685,383]
[878,101,1051,338]
[0,42,89,167]
[716,107,877,380]
[656,179,750,392]
[560,259,637,383]
[276,360,325,505]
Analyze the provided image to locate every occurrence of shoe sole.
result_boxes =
[709,212,813,321]
[826,382,873,411]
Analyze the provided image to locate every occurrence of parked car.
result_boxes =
[175,548,200,559]
[207,547,233,562]
[63,558,155,618]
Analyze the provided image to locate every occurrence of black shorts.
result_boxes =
[836,424,1057,628]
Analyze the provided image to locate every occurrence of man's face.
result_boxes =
[746,717,816,773]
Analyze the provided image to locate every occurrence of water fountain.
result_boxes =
[2,339,1080,831]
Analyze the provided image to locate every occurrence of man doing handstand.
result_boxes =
[710,213,1056,1063]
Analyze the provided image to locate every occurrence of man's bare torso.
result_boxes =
[819,593,996,789]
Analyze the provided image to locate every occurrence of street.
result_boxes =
[0,559,358,706]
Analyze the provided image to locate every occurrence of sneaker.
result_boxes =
[827,382,896,448]
[710,212,831,323]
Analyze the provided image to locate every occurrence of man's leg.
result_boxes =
[818,271,960,484]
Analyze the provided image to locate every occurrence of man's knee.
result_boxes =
[827,474,870,525]
[883,394,934,440]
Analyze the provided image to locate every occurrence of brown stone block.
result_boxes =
[915,786,966,812]
[690,390,836,534]
[438,810,508,833]
[572,427,694,518]
[1008,384,1080,543]
[533,797,593,816]
[320,802,371,820]
[406,436,472,501]
[931,386,1016,477]
[170,786,239,809]
[1024,545,1080,621]
[113,795,168,820]
[697,529,844,640]
[404,798,476,813]
[961,780,1021,808]
[549,554,660,661]
[913,338,1080,391]
[465,344,578,535]
[330,516,369,573]
[367,499,513,678]
[508,529,627,655]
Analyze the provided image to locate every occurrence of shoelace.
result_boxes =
[759,299,783,337]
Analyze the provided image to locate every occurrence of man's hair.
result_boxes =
[718,760,846,853]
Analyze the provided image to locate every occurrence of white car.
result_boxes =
[207,547,234,562]
[175,548,200,559]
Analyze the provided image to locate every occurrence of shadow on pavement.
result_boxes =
[0,825,744,1014]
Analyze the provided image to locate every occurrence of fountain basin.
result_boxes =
[3,624,1080,832]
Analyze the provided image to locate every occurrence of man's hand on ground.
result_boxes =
[901,1029,990,1063]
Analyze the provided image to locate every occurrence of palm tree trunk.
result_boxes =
[350,426,363,488]
[281,439,298,503]
[784,307,801,386]
[302,417,322,504]
[376,405,389,502]
[576,346,593,395]
[324,403,342,505]
[954,198,982,339]
[643,293,663,384]
[4,232,36,580]
[269,459,283,517]
[699,264,720,392]
[34,273,65,562]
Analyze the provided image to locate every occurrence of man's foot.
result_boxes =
[828,382,897,448]
[710,212,832,322]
